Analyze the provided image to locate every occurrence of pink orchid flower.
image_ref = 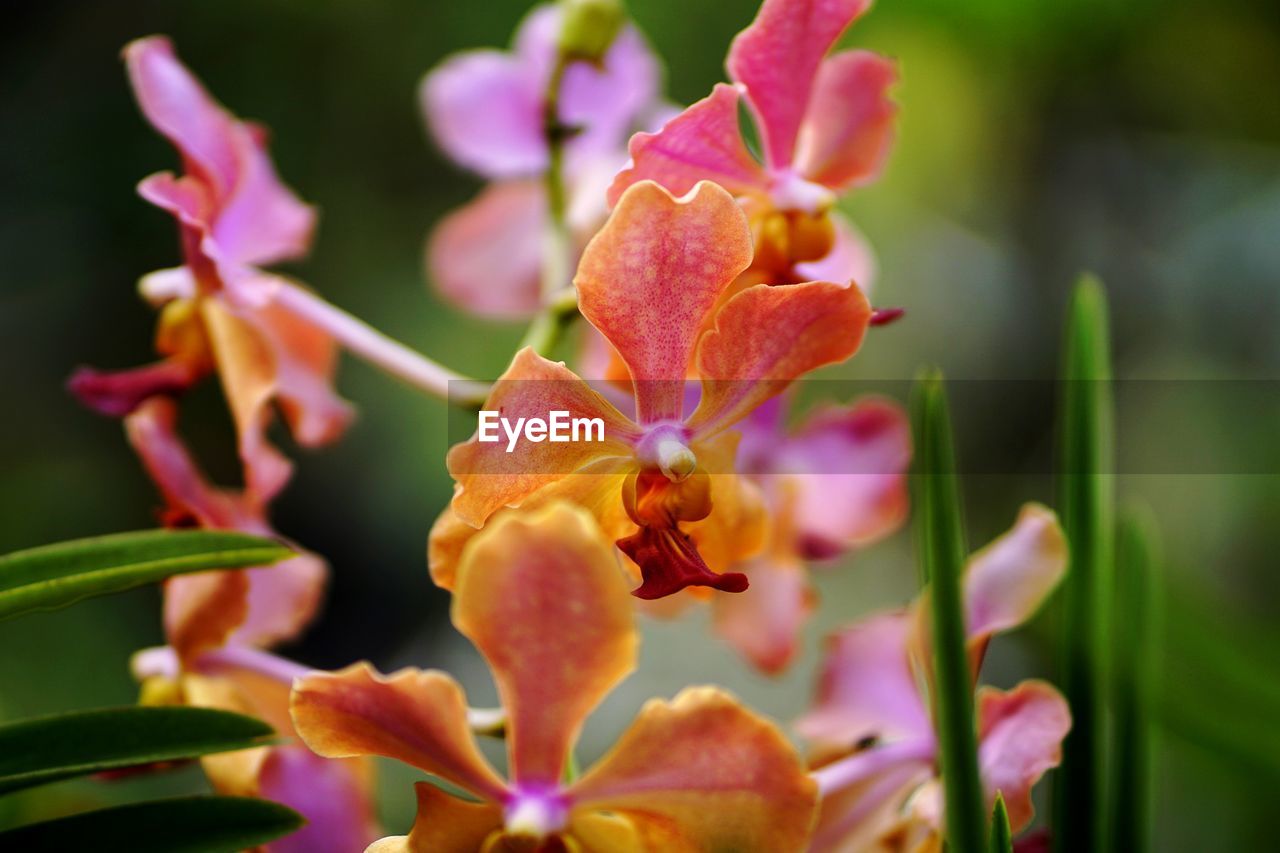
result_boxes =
[292,502,818,851]
[609,0,895,290]
[69,36,353,501]
[423,3,663,318]
[713,394,910,673]
[126,398,378,852]
[428,179,871,600]
[797,504,1072,851]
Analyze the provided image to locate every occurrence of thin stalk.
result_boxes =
[1053,275,1115,853]
[1112,506,1160,853]
[911,369,986,853]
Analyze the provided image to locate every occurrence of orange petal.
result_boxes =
[575,181,752,423]
[165,571,250,663]
[369,781,504,853]
[566,811,644,852]
[570,687,818,851]
[452,503,638,786]
[290,663,507,802]
[976,681,1071,833]
[687,281,871,439]
[446,347,636,528]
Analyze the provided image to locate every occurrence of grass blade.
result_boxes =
[0,796,304,851]
[912,369,987,853]
[0,706,275,795]
[1053,274,1115,852]
[990,793,1013,853]
[0,529,293,620]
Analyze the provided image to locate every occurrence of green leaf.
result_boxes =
[1052,274,1115,853]
[0,529,293,621]
[1111,506,1159,853]
[0,706,275,795]
[0,796,304,852]
[911,369,986,853]
[989,794,1013,853]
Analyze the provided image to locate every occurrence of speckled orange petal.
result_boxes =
[369,782,505,853]
[290,663,507,802]
[576,181,753,424]
[446,347,637,528]
[569,687,818,851]
[687,281,870,439]
[452,503,638,787]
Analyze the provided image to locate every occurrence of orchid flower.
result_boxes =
[429,179,871,600]
[713,394,910,673]
[798,504,1072,851]
[423,3,663,318]
[124,398,379,852]
[609,0,895,290]
[292,502,818,852]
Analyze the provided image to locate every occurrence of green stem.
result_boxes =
[989,794,1013,853]
[1053,274,1115,853]
[911,369,987,853]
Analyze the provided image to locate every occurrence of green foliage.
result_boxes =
[989,794,1013,853]
[0,529,293,621]
[0,707,275,796]
[1053,274,1115,853]
[911,369,986,853]
[0,796,304,852]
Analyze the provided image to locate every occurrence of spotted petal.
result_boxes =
[726,0,873,169]
[452,503,638,787]
[570,687,818,851]
[577,180,753,423]
[794,50,897,190]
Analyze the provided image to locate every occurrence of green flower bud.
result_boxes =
[557,0,625,66]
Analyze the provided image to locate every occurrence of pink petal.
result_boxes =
[426,180,545,319]
[795,611,932,748]
[726,0,873,169]
[420,50,545,178]
[230,552,327,650]
[576,180,753,423]
[712,552,814,674]
[793,211,877,294]
[559,29,662,162]
[607,84,768,207]
[977,681,1071,832]
[68,358,204,418]
[257,747,380,853]
[964,503,1067,650]
[794,50,897,191]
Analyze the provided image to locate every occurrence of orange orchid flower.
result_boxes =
[430,179,871,599]
[292,503,818,851]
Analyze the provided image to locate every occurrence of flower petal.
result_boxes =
[726,0,873,169]
[712,552,814,674]
[977,681,1071,832]
[794,50,897,190]
[451,503,638,786]
[964,503,1067,650]
[577,180,753,423]
[809,755,931,853]
[792,211,877,294]
[570,687,818,851]
[164,571,250,663]
[446,347,637,528]
[230,552,327,650]
[67,358,205,418]
[290,663,507,802]
[257,746,381,853]
[420,50,545,178]
[607,84,768,208]
[558,25,662,162]
[795,612,932,748]
[368,782,503,853]
[426,180,545,320]
[687,281,871,439]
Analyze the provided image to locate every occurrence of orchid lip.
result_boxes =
[504,786,569,838]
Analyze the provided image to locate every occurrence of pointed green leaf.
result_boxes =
[0,796,304,851]
[911,369,986,853]
[0,529,293,621]
[1111,506,1160,853]
[0,707,276,795]
[1053,274,1115,853]
[989,794,1013,853]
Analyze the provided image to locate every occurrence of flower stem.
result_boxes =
[271,281,489,408]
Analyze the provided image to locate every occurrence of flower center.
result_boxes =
[634,423,697,482]
[504,788,569,839]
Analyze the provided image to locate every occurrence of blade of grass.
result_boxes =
[0,529,292,620]
[990,794,1013,853]
[912,369,986,853]
[1111,506,1159,852]
[1053,274,1115,853]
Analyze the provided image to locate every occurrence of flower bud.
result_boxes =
[557,0,625,65]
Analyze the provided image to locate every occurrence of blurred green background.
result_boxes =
[2,0,1278,847]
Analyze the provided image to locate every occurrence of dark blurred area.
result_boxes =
[1,0,1277,846]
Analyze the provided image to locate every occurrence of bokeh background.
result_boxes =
[2,0,1278,847]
